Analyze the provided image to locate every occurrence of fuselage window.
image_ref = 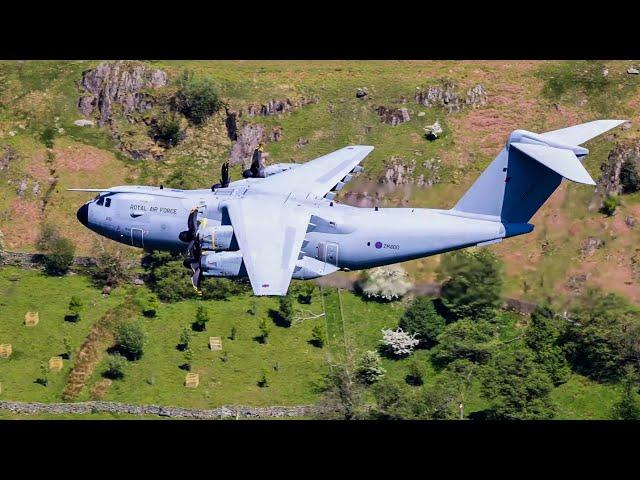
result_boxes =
[105,198,111,208]
[97,197,104,206]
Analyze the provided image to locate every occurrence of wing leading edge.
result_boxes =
[224,196,311,296]
[252,145,374,198]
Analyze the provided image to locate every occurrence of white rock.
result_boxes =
[417,112,425,117]
[8,131,16,137]
[627,67,639,75]
[73,119,95,127]
[57,128,65,134]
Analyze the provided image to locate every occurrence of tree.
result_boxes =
[144,251,197,302]
[357,350,386,384]
[525,304,570,385]
[369,378,430,420]
[399,296,446,348]
[440,359,477,419]
[405,359,427,386]
[184,348,194,371]
[310,324,326,348]
[173,71,223,124]
[229,325,238,341]
[37,361,49,386]
[114,321,147,361]
[437,249,503,321]
[277,295,294,327]
[357,265,413,301]
[178,328,191,351]
[104,353,127,379]
[193,304,209,332]
[294,282,316,304]
[380,328,419,358]
[320,358,365,420]
[257,369,269,388]
[66,295,83,322]
[561,289,640,382]
[480,348,555,420]
[62,336,72,360]
[611,366,640,420]
[258,318,270,344]
[431,319,497,367]
[43,237,75,275]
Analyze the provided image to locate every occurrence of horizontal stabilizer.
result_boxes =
[510,143,596,185]
[540,119,626,146]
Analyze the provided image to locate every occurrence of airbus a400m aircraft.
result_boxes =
[72,120,624,296]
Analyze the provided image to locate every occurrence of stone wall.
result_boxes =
[0,400,327,419]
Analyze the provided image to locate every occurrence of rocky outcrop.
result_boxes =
[0,400,327,419]
[242,96,318,117]
[270,126,283,142]
[415,82,487,113]
[598,140,640,197]
[580,237,605,257]
[228,123,265,166]
[376,106,410,126]
[0,146,18,171]
[379,157,442,187]
[78,61,168,126]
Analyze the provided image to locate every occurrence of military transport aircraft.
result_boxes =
[71,120,625,296]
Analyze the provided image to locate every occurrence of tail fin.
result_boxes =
[452,120,626,224]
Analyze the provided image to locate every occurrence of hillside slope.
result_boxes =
[1,60,640,308]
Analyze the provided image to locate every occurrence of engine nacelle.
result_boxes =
[199,225,234,251]
[200,251,243,277]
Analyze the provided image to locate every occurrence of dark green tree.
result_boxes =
[399,296,446,348]
[178,327,191,351]
[150,111,183,146]
[480,348,555,420]
[431,319,497,367]
[114,321,147,361]
[611,366,640,420]
[44,237,75,275]
[193,304,209,332]
[90,245,132,287]
[525,304,571,385]
[369,378,429,420]
[173,71,224,124]
[184,347,194,371]
[258,318,270,344]
[561,289,640,382]
[278,295,294,327]
[437,249,503,321]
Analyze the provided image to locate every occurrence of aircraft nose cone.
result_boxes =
[76,203,89,227]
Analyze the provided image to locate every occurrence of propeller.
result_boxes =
[181,208,204,294]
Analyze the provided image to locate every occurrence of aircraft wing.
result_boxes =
[252,145,374,198]
[224,196,311,296]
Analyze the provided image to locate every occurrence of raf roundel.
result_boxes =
[375,241,383,249]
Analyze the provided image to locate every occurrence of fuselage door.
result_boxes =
[131,228,144,248]
[325,242,339,267]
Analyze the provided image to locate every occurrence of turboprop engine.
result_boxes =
[201,251,243,277]
[199,225,234,251]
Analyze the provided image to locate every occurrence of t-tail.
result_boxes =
[451,120,626,237]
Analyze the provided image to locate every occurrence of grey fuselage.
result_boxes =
[76,182,530,276]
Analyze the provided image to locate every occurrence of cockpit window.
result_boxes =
[105,198,111,208]
[97,197,104,206]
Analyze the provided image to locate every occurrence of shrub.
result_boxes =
[600,194,621,216]
[66,295,83,322]
[135,290,159,318]
[357,350,386,384]
[184,348,194,371]
[620,161,640,194]
[380,328,419,358]
[294,282,316,304]
[44,237,75,275]
[257,369,269,388]
[405,359,427,386]
[62,336,72,360]
[39,126,56,148]
[178,327,191,351]
[38,223,61,251]
[229,325,238,341]
[173,71,224,124]
[399,296,446,348]
[114,321,147,361]
[193,304,209,331]
[104,353,127,380]
[37,361,49,386]
[150,111,183,146]
[437,249,503,321]
[90,245,131,287]
[611,366,640,420]
[357,265,413,301]
[310,324,326,348]
[524,304,570,385]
